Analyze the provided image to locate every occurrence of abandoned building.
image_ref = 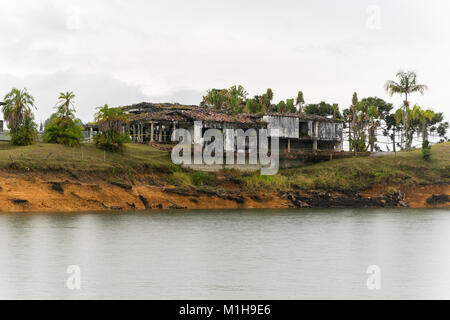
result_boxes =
[119,102,344,153]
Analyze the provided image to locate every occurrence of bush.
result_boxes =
[94,131,130,152]
[9,117,37,146]
[167,162,181,174]
[350,137,366,152]
[44,117,84,147]
[422,140,432,160]
[191,171,215,186]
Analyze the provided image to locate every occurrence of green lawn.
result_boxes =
[1,141,448,192]
[240,142,450,191]
[0,141,170,172]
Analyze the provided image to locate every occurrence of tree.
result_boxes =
[286,99,295,113]
[331,104,339,120]
[359,97,393,152]
[260,88,274,113]
[276,100,286,113]
[3,88,35,130]
[383,113,401,153]
[350,92,358,151]
[94,104,130,151]
[228,85,247,113]
[43,91,84,147]
[201,85,247,112]
[437,122,449,142]
[304,101,340,117]
[296,91,305,114]
[366,105,379,152]
[2,88,37,145]
[342,107,353,150]
[422,139,431,160]
[246,99,261,114]
[385,71,428,149]
[411,105,435,145]
[57,91,76,119]
[201,89,227,109]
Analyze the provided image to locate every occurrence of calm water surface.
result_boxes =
[0,208,450,299]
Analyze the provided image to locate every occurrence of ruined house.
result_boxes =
[120,102,343,153]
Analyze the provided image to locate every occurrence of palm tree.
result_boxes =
[411,105,435,144]
[385,71,428,149]
[94,104,130,152]
[95,104,129,133]
[331,104,339,120]
[57,91,76,119]
[2,88,35,130]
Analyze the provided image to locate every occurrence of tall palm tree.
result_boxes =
[2,88,35,130]
[57,91,76,119]
[385,71,428,149]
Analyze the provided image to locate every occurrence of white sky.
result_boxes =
[0,0,449,124]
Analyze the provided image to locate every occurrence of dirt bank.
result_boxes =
[0,171,448,213]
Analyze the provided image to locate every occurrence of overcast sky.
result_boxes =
[1,0,449,124]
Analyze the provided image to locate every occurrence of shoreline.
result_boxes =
[0,170,448,213]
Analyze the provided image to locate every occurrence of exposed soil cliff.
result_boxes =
[0,170,448,213]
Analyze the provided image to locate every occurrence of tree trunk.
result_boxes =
[422,123,428,145]
[392,129,396,153]
[348,120,352,151]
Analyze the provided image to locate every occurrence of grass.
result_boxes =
[0,141,448,192]
[239,142,450,192]
[0,141,170,173]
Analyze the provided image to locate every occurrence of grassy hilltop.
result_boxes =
[0,141,449,193]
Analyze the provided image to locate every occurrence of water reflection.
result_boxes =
[0,208,449,299]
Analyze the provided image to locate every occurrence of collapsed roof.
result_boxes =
[122,102,341,125]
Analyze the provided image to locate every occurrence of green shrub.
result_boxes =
[191,171,215,186]
[94,131,130,152]
[9,117,37,146]
[167,162,181,174]
[44,117,84,147]
[422,140,432,160]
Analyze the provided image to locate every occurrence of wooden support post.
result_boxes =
[288,139,291,153]
[158,125,163,142]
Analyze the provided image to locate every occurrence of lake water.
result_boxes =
[0,208,450,300]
